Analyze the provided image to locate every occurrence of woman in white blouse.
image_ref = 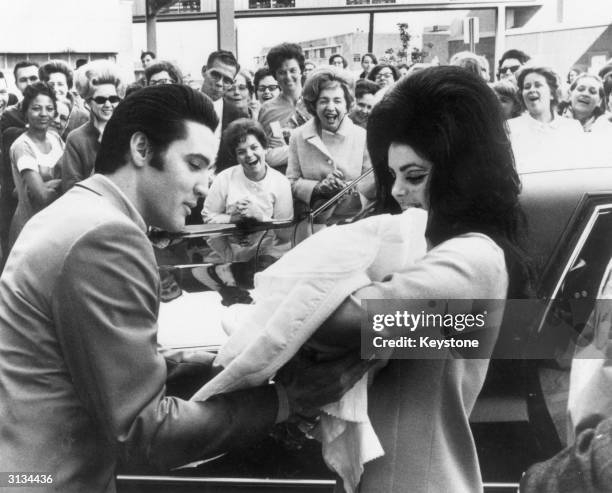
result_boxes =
[9,82,64,248]
[507,65,583,172]
[203,118,293,261]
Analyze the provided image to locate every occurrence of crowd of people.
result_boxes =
[1,40,612,493]
[2,45,612,265]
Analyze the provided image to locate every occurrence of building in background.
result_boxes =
[0,0,134,91]
[130,0,612,83]
[254,31,399,71]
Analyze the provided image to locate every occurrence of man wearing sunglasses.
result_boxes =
[200,50,245,138]
[497,49,531,83]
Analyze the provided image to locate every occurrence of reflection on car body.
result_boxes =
[118,166,612,493]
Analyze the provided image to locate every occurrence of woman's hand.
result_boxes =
[248,99,261,120]
[314,171,347,199]
[234,198,265,222]
[277,349,375,417]
[23,172,61,211]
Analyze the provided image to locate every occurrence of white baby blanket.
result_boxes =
[191,208,428,492]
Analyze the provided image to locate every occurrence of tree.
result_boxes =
[397,22,411,63]
[380,47,397,65]
[411,42,434,64]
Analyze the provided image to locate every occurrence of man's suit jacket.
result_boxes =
[0,174,277,492]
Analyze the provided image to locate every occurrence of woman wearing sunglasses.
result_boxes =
[59,60,124,192]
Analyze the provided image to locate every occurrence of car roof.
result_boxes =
[519,166,612,273]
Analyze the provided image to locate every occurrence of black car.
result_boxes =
[118,165,612,493]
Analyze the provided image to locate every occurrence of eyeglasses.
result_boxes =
[500,65,521,75]
[257,84,279,92]
[90,95,121,105]
[149,78,175,86]
[376,71,394,79]
[208,69,235,86]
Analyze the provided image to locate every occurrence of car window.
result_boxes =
[538,204,612,358]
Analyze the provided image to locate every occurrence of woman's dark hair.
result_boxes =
[367,66,523,247]
[266,43,305,75]
[569,73,606,119]
[516,65,561,111]
[253,67,275,89]
[39,60,74,89]
[22,81,57,113]
[328,54,348,68]
[144,60,183,85]
[361,53,378,65]
[96,85,218,174]
[367,64,400,84]
[355,79,379,99]
[567,67,583,84]
[215,118,268,174]
[140,50,156,62]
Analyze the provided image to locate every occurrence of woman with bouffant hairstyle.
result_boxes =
[59,60,126,192]
[315,66,530,493]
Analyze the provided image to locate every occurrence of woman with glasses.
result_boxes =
[253,68,280,105]
[8,82,64,248]
[224,70,258,120]
[508,65,582,172]
[368,63,400,99]
[59,60,124,192]
[144,60,183,86]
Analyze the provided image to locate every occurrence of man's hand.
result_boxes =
[277,350,374,417]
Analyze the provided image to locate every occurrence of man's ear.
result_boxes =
[129,131,150,168]
[201,65,207,78]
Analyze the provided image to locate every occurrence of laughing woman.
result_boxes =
[286,67,375,230]
[507,65,582,172]
[203,118,293,261]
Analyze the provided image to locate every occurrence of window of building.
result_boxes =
[331,47,338,55]
[249,0,295,7]
[319,48,325,59]
[353,54,361,62]
[160,0,200,13]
